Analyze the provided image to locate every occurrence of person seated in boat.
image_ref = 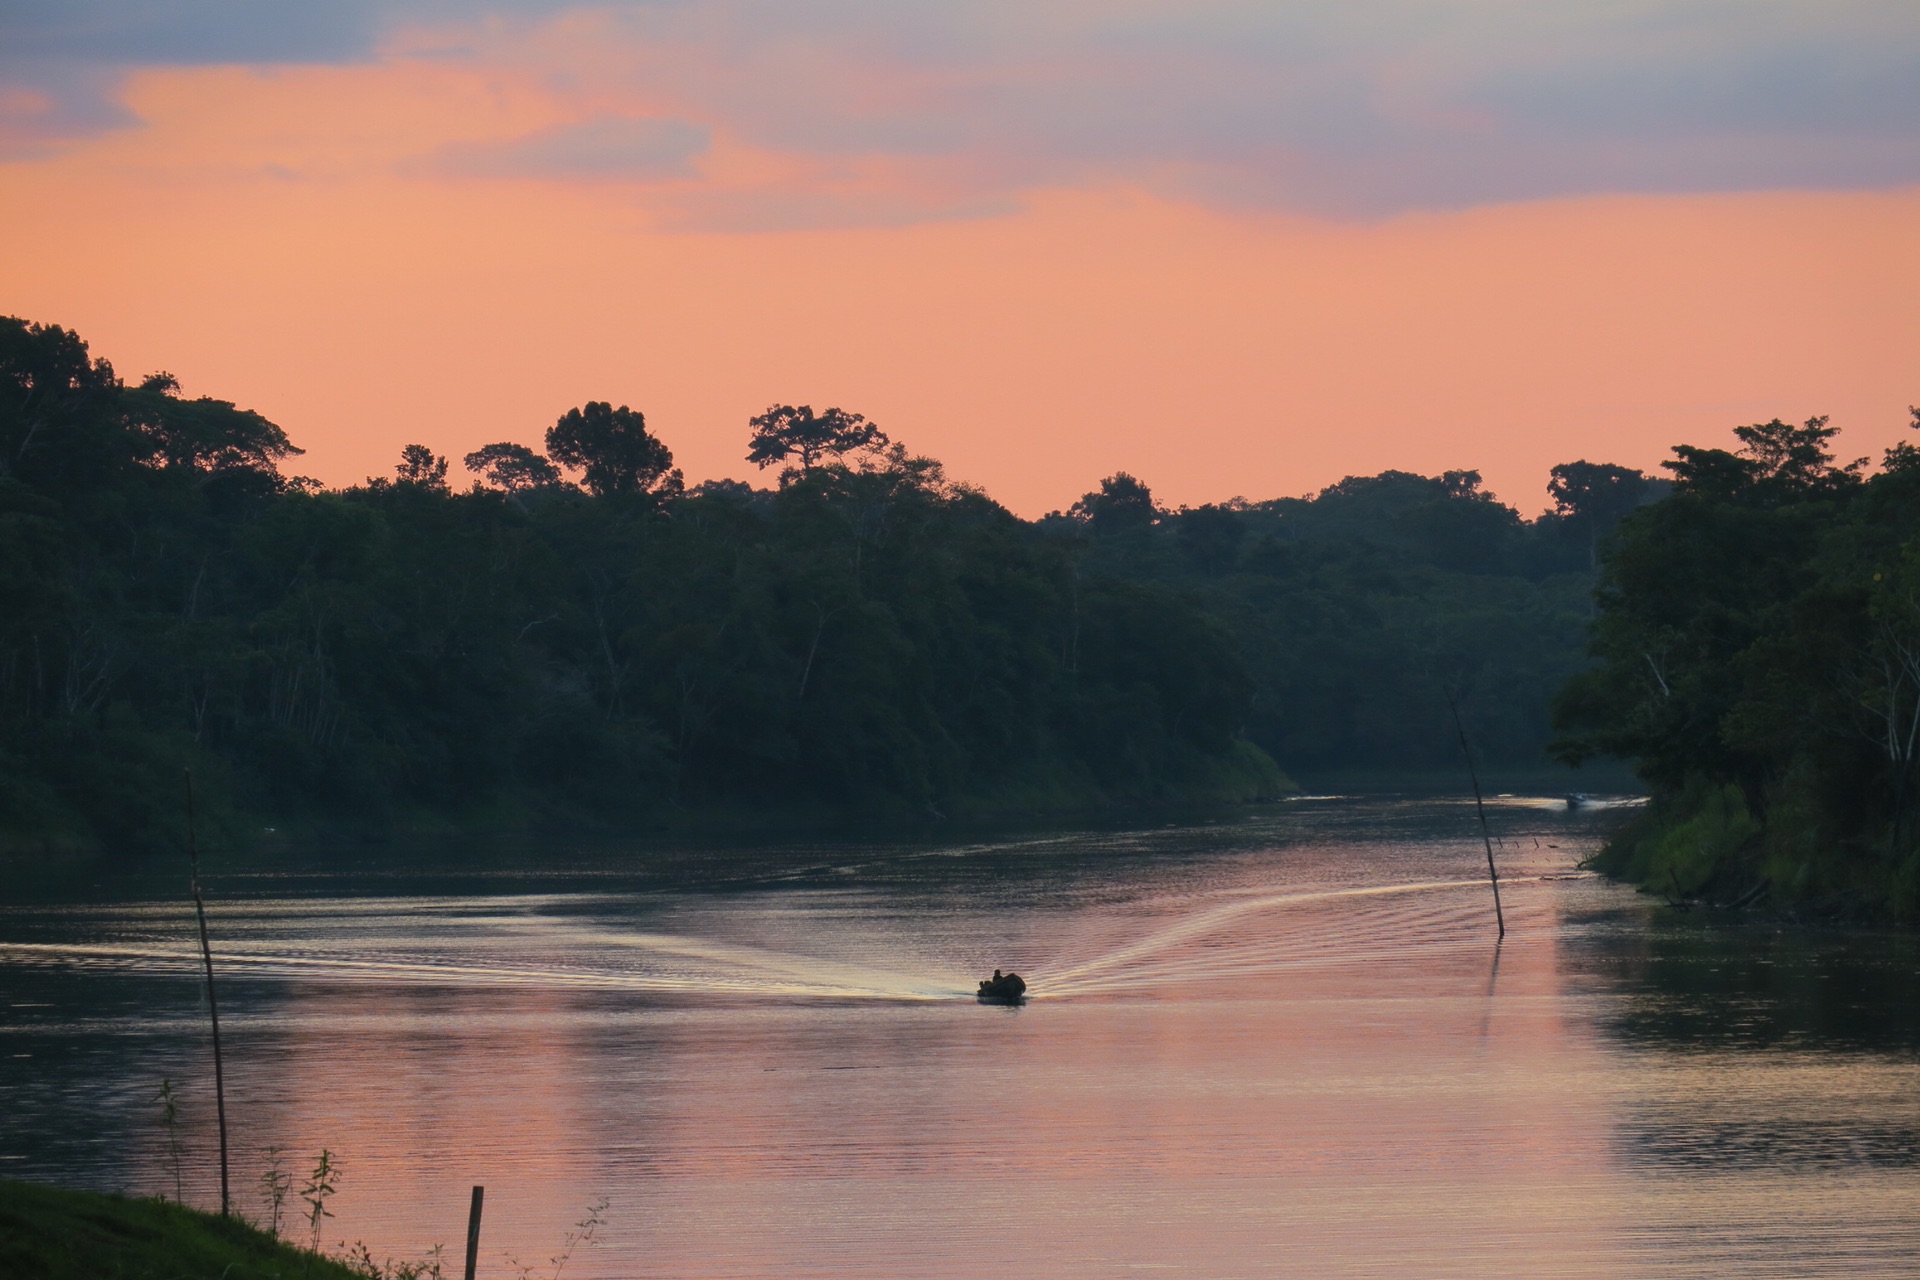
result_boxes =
[978,969,1026,998]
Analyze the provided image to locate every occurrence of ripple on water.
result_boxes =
[1,797,1916,1279]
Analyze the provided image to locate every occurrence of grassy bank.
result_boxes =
[1585,781,1920,923]
[0,1179,373,1280]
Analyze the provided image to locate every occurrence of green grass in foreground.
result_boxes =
[0,1179,366,1280]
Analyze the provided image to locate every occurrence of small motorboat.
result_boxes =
[976,970,1027,1003]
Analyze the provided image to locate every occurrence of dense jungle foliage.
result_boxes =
[1040,462,1650,777]
[1,315,1638,853]
[1555,413,1920,920]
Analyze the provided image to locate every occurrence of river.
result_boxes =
[3,795,1917,1278]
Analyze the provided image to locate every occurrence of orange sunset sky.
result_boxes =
[4,1,1917,515]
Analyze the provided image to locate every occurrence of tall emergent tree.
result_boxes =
[394,444,450,490]
[463,442,563,493]
[746,404,888,477]
[1547,460,1655,568]
[548,402,679,497]
[0,318,118,484]
[1071,472,1158,536]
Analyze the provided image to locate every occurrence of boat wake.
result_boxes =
[0,933,964,1002]
[0,872,1556,1005]
[1035,876,1546,998]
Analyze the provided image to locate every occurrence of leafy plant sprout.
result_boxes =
[300,1149,339,1255]
[259,1145,291,1239]
[338,1239,448,1279]
[155,1079,184,1203]
[505,1197,609,1280]
[552,1197,608,1280]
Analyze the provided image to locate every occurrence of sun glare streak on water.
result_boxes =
[2,796,1917,1279]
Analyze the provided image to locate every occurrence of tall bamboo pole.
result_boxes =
[186,770,231,1216]
[1444,689,1506,939]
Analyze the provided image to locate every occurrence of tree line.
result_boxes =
[2,313,1680,855]
[2,317,1291,849]
[1554,412,1920,920]
[1034,461,1657,778]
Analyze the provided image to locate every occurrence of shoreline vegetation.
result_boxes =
[0,1179,370,1280]
[2,316,1623,858]
[1557,412,1920,923]
[5,314,1913,920]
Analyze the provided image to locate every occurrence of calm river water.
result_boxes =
[3,796,1918,1278]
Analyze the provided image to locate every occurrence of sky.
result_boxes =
[3,0,1917,515]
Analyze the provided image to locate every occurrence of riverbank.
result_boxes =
[1584,782,1920,924]
[1287,760,1640,798]
[0,744,1296,864]
[0,1179,370,1279]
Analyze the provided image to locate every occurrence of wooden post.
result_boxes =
[1443,689,1506,940]
[464,1185,485,1280]
[185,770,231,1216]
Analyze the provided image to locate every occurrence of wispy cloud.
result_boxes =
[429,115,709,182]
[6,0,1918,221]
[0,65,137,157]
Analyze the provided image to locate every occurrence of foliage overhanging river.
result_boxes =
[3,796,1918,1279]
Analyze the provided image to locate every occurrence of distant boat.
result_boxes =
[977,970,1027,1003]
[1565,793,1589,810]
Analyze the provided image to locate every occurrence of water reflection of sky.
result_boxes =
[2,797,1916,1278]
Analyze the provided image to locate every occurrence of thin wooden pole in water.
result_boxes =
[185,769,231,1216]
[1444,690,1506,940]
[464,1186,485,1280]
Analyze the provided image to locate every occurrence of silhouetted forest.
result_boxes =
[2,316,1646,852]
[1556,413,1920,920]
[1039,462,1656,776]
